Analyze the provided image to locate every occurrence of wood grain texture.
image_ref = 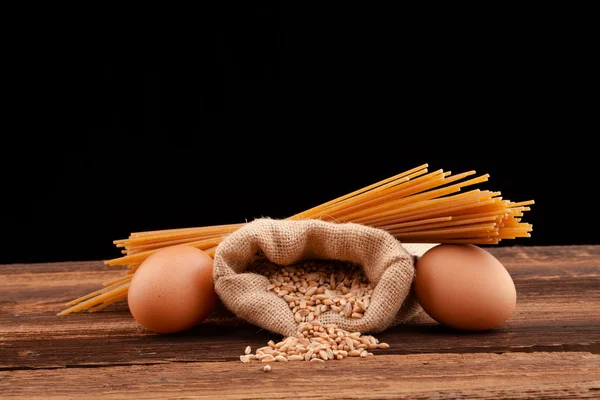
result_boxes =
[1,245,599,399]
[1,352,599,399]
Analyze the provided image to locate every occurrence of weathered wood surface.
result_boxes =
[1,245,599,399]
[2,353,599,399]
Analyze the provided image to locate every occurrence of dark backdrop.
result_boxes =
[3,5,596,264]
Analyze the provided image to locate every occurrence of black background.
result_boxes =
[2,5,597,264]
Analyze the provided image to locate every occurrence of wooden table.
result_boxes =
[1,245,599,399]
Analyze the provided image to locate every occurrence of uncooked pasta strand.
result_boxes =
[386,199,499,226]
[393,232,500,243]
[323,170,479,222]
[294,168,439,221]
[435,237,499,244]
[351,189,488,226]
[105,237,223,266]
[316,170,450,221]
[375,216,453,230]
[501,225,533,234]
[58,283,129,316]
[384,215,500,234]
[103,274,133,287]
[507,200,535,208]
[345,174,489,224]
[86,292,128,313]
[127,222,244,238]
[391,223,498,237]
[124,234,226,254]
[450,209,509,221]
[363,195,500,227]
[117,230,226,248]
[451,200,512,216]
[64,281,126,307]
[290,164,429,220]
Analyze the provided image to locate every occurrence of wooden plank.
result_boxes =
[1,352,598,399]
[1,246,599,370]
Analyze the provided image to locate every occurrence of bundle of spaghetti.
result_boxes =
[58,163,533,316]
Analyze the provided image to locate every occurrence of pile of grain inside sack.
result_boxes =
[241,259,390,364]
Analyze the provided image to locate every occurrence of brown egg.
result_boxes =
[413,244,516,331]
[127,244,217,334]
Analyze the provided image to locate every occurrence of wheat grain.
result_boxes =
[240,322,388,363]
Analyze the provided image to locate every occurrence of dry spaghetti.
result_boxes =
[58,163,533,316]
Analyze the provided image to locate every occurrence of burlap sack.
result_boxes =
[213,218,435,337]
